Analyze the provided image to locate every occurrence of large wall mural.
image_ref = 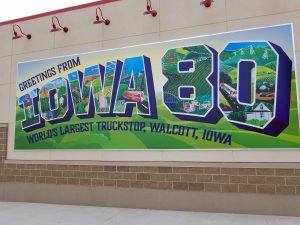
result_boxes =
[15,24,299,149]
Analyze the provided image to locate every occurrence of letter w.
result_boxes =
[68,61,117,118]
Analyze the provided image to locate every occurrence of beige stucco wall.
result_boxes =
[0,2,300,214]
[0,0,300,161]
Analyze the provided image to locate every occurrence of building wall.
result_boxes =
[1,124,300,215]
[0,0,300,216]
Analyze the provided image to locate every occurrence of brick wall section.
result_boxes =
[0,126,7,163]
[1,124,300,195]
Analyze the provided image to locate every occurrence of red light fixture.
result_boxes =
[93,7,110,25]
[200,0,213,8]
[144,0,157,17]
[51,16,68,33]
[12,24,32,40]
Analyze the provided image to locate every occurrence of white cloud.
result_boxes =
[0,0,95,22]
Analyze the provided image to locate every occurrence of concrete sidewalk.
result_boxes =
[0,202,299,225]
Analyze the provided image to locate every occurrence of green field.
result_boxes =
[228,66,275,84]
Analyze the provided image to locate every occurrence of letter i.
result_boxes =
[202,129,206,140]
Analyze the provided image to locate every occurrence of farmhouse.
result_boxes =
[246,103,273,121]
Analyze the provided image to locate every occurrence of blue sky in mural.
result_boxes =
[225,42,269,51]
[0,1,94,22]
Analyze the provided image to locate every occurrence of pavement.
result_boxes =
[0,202,299,225]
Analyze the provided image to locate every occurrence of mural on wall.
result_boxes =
[15,24,300,149]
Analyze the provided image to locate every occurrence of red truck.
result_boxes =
[123,91,145,102]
